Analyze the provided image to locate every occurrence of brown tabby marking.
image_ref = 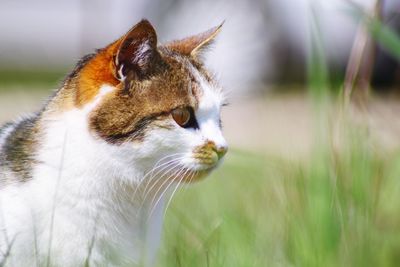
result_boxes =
[89,53,202,143]
[0,117,40,182]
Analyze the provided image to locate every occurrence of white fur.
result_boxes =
[192,66,227,150]
[0,71,226,266]
[117,65,126,82]
[136,41,152,68]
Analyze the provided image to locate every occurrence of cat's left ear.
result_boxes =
[166,22,223,59]
[114,19,161,81]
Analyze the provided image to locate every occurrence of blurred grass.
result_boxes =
[347,0,400,60]
[157,3,400,267]
[158,144,400,267]
[0,69,65,90]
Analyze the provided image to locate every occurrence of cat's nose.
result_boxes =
[207,141,228,159]
[215,145,228,159]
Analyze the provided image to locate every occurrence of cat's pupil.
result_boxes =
[171,107,198,129]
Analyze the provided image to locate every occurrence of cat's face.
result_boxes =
[81,20,227,183]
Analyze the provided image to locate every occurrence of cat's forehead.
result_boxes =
[124,51,221,109]
[160,51,221,104]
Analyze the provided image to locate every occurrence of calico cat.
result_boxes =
[0,20,227,266]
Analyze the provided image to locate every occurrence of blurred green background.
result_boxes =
[1,0,400,266]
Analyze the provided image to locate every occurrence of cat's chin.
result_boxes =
[179,166,218,183]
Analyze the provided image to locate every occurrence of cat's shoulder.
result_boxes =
[0,114,40,182]
[0,121,18,147]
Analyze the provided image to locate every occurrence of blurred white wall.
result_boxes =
[156,0,272,95]
[0,0,272,95]
[0,0,148,66]
[0,0,398,95]
[270,0,398,66]
[0,0,81,66]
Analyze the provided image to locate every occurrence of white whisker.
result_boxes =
[148,167,190,220]
[142,157,183,193]
[140,159,184,206]
[130,155,184,203]
[144,165,184,208]
[163,170,193,219]
[140,153,186,192]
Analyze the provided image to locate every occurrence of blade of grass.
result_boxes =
[347,0,400,60]
[344,0,382,108]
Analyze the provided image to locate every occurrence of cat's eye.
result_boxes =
[171,107,198,129]
[172,107,191,127]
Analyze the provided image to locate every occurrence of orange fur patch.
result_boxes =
[75,42,121,107]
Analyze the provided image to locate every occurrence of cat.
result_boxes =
[0,19,227,267]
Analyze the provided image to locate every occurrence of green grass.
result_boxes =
[157,4,400,266]
[158,138,400,267]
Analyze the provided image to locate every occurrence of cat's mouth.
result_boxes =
[178,149,227,183]
[154,146,227,184]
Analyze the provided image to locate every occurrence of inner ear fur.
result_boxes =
[113,19,162,82]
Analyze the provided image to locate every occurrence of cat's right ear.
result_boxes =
[114,19,160,81]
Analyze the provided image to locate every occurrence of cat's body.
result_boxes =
[0,20,227,266]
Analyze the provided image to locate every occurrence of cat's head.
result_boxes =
[73,20,227,183]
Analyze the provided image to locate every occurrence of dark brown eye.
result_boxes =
[171,107,199,129]
[172,107,191,127]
